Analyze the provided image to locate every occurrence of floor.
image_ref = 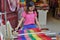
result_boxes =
[46,13,60,34]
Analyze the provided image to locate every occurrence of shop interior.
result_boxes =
[0,0,60,40]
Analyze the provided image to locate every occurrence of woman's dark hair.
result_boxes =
[26,1,35,13]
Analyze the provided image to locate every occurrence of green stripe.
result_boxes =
[27,30,36,40]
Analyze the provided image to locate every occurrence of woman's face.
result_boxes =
[29,6,35,11]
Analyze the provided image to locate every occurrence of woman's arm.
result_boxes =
[35,17,41,28]
[15,17,24,30]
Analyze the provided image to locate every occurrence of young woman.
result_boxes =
[15,1,40,31]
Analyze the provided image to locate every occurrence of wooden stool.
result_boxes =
[41,28,49,32]
[56,35,60,40]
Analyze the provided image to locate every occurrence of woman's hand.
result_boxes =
[38,26,41,30]
[15,17,24,31]
[35,17,41,30]
[15,27,18,31]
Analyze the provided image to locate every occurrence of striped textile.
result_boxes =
[18,28,52,40]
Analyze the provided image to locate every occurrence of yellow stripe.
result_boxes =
[32,0,36,2]
[30,30,42,40]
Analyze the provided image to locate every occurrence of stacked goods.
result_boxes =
[18,28,52,40]
[19,0,26,7]
[32,0,36,2]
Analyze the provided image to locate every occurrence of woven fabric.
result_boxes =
[18,28,52,40]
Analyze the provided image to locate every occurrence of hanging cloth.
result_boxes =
[7,0,19,12]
